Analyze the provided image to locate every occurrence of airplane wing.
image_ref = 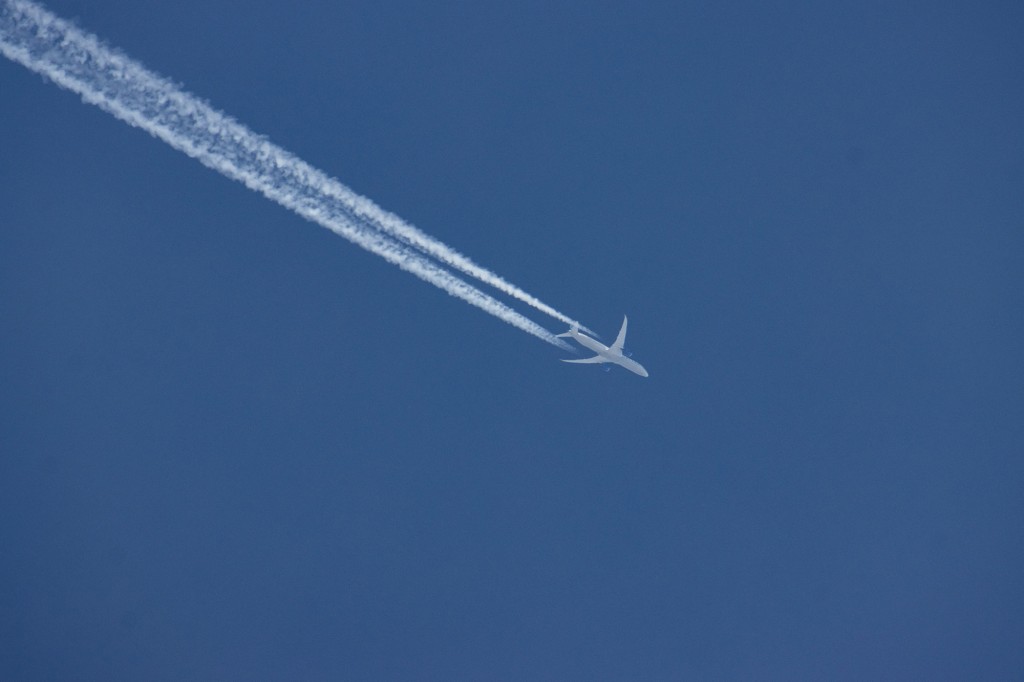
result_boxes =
[609,315,629,352]
[561,356,607,364]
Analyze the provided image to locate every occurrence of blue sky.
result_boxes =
[2,1,1022,679]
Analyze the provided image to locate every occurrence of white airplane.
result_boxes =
[558,315,649,377]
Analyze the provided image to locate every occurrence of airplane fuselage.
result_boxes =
[572,330,610,356]
[563,329,649,377]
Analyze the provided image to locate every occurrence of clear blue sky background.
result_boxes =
[2,1,1022,679]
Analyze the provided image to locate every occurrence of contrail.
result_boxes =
[316,173,593,335]
[0,0,577,349]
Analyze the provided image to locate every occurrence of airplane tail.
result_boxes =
[556,323,579,338]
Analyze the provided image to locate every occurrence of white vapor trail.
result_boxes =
[306,153,594,335]
[0,0,578,349]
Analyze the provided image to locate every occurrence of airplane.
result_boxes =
[557,315,649,377]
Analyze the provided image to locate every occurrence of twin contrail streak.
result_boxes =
[310,168,593,335]
[0,0,581,349]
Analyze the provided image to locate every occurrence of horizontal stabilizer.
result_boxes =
[556,323,579,339]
